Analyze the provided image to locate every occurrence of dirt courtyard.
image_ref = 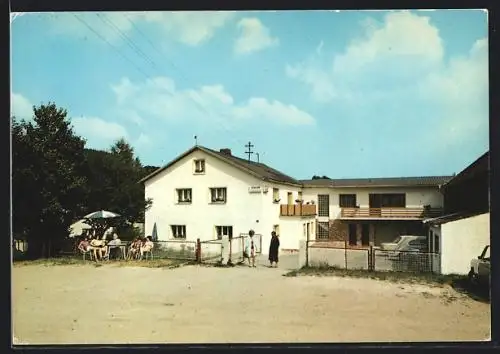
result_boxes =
[12,255,490,344]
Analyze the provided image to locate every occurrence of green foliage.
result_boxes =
[12,102,155,259]
[83,139,154,223]
[12,103,88,258]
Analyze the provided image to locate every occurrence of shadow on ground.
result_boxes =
[450,278,490,303]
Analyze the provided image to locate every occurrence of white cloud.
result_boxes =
[50,11,235,46]
[11,93,33,120]
[71,116,128,143]
[234,18,279,55]
[286,10,488,155]
[111,76,315,127]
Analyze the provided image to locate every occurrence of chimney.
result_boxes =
[220,148,232,156]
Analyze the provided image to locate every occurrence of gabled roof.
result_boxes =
[139,145,301,186]
[300,176,453,188]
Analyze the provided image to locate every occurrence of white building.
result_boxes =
[300,177,451,248]
[141,146,316,254]
[423,151,490,275]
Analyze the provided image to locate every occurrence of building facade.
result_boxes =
[141,146,315,254]
[300,177,451,249]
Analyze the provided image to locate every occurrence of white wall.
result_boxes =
[440,212,490,275]
[302,186,443,220]
[144,150,302,255]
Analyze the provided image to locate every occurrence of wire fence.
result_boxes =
[20,233,266,266]
[306,241,441,274]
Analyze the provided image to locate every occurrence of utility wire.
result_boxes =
[96,13,158,70]
[73,13,153,81]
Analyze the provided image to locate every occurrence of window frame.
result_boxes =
[339,194,357,208]
[170,225,186,239]
[215,225,233,240]
[193,159,206,174]
[176,188,192,204]
[317,194,330,217]
[210,187,227,204]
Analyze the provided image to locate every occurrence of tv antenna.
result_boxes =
[245,141,254,161]
[194,135,198,146]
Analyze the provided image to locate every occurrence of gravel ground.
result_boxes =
[12,255,490,344]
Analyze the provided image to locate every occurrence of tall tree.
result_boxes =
[83,139,152,224]
[12,103,88,258]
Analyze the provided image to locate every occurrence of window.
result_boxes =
[339,194,357,208]
[317,222,329,240]
[273,188,280,202]
[318,194,330,217]
[176,188,192,203]
[210,187,227,203]
[297,191,303,202]
[381,193,406,207]
[434,234,440,253]
[171,225,186,239]
[216,225,233,240]
[194,159,205,174]
[287,192,293,205]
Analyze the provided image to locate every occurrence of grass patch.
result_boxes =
[13,256,192,269]
[284,265,490,303]
[284,265,462,286]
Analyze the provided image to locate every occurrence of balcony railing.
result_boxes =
[340,207,443,219]
[280,204,317,217]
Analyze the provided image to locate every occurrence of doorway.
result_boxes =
[369,194,382,216]
[348,224,357,246]
[287,192,293,205]
[361,224,370,246]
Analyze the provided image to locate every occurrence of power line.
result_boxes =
[72,13,153,81]
[96,13,158,70]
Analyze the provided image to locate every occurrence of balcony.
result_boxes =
[280,204,317,217]
[340,207,443,220]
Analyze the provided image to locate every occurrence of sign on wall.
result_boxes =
[248,186,262,193]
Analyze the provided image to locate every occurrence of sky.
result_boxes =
[10,10,489,180]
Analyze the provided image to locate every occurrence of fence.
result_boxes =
[307,241,369,270]
[305,241,441,274]
[49,234,264,265]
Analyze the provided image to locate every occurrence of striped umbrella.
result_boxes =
[83,210,121,219]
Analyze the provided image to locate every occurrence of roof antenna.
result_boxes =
[256,152,260,163]
[194,135,198,146]
[244,141,254,162]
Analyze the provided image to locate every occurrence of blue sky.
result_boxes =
[11,10,488,180]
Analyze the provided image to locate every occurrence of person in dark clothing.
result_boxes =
[268,231,280,267]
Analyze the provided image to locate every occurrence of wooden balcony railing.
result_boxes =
[340,207,443,219]
[280,204,317,217]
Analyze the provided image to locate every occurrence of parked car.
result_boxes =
[380,235,428,252]
[468,245,490,287]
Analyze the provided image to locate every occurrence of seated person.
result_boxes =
[107,229,122,259]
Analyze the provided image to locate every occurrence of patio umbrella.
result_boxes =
[152,223,158,241]
[84,210,121,219]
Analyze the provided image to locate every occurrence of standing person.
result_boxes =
[244,230,258,268]
[268,231,280,268]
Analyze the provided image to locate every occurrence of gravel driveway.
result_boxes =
[12,255,490,344]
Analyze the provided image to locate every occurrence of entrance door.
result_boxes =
[287,192,293,205]
[348,224,357,246]
[369,194,382,216]
[361,224,370,246]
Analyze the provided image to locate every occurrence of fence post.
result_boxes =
[196,238,201,263]
[344,240,348,270]
[369,245,373,271]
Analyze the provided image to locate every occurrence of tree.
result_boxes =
[12,103,88,258]
[312,175,331,180]
[82,139,152,225]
